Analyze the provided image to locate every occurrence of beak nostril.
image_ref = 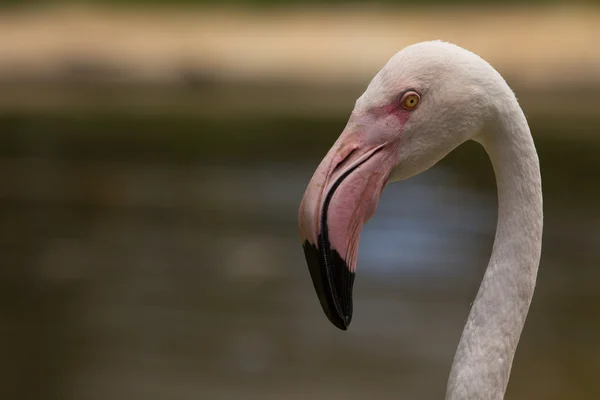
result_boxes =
[331,148,357,177]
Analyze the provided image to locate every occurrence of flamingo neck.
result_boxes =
[445,102,543,399]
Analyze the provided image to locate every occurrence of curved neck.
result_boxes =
[446,103,543,399]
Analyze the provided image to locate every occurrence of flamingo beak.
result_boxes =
[298,128,399,330]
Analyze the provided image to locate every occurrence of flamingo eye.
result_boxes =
[400,91,420,110]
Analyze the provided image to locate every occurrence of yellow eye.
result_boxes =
[401,92,420,110]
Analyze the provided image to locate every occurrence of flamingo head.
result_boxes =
[298,41,500,330]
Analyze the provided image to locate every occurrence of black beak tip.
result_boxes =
[302,239,355,331]
[332,315,350,331]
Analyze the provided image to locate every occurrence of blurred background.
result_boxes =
[0,0,599,399]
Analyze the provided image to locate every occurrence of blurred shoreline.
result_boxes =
[0,4,598,119]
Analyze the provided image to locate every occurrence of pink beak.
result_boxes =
[298,124,399,330]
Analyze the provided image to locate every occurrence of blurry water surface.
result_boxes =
[1,111,599,400]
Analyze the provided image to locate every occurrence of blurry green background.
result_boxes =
[0,1,599,399]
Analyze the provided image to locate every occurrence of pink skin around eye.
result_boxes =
[371,91,419,121]
[371,104,412,124]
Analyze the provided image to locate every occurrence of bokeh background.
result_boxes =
[1,0,599,399]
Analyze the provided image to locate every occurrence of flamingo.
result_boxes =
[298,41,542,399]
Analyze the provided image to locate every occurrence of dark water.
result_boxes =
[0,113,599,399]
